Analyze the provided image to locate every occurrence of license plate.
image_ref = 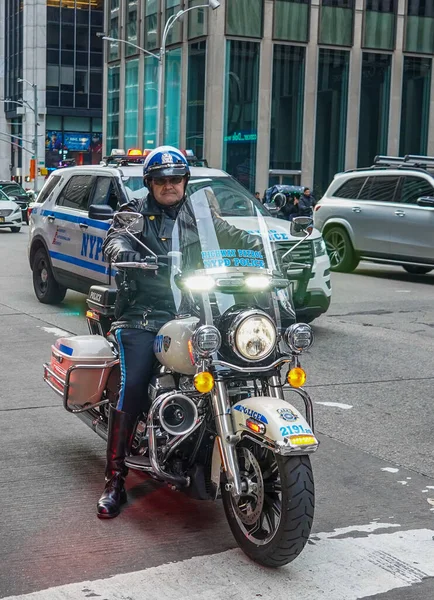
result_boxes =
[0,217,5,223]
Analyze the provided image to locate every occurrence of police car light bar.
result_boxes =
[110,148,126,156]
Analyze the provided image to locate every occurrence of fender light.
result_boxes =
[86,310,100,321]
[287,367,306,388]
[246,418,266,435]
[194,371,215,393]
[288,434,318,447]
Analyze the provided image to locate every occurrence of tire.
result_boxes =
[402,265,433,275]
[10,227,21,233]
[323,226,359,272]
[221,443,314,568]
[32,248,67,304]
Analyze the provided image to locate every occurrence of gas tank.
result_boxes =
[154,316,199,375]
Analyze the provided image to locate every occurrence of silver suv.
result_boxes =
[314,155,434,274]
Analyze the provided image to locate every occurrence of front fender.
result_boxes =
[231,396,319,455]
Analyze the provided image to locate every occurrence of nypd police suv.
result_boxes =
[28,152,331,322]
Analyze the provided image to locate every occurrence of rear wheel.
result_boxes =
[32,248,67,304]
[221,442,314,567]
[402,265,433,275]
[323,226,359,272]
[10,227,21,233]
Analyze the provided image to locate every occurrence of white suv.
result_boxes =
[29,159,331,322]
[315,155,434,274]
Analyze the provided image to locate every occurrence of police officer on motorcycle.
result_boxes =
[98,146,260,519]
[97,146,192,518]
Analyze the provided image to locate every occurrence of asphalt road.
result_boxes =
[1,228,434,600]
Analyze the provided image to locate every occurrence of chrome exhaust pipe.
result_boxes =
[75,408,108,442]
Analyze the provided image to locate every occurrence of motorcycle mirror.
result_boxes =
[112,211,144,234]
[290,216,314,238]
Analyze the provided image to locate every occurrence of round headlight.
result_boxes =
[231,311,277,362]
[191,325,221,357]
[285,323,314,353]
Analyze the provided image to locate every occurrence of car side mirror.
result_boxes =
[89,204,114,221]
[290,216,314,237]
[416,196,434,208]
[8,195,18,202]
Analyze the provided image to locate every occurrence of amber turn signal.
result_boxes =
[194,371,215,393]
[287,367,306,388]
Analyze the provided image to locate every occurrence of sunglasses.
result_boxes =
[152,176,184,186]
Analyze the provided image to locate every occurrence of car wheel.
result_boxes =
[32,248,67,304]
[10,227,21,233]
[324,226,359,273]
[402,265,433,275]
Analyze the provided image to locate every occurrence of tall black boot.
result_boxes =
[97,406,136,519]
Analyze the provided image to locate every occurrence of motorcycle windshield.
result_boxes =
[170,186,295,327]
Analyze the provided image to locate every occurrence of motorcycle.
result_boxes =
[43,187,319,568]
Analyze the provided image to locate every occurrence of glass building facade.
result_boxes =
[0,0,104,182]
[101,0,434,197]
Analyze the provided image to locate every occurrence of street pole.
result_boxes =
[33,83,38,194]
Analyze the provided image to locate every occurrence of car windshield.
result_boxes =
[122,174,270,217]
[0,189,11,202]
[0,182,25,196]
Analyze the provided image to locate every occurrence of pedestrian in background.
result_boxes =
[298,187,316,217]
[255,191,262,202]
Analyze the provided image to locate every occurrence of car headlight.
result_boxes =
[313,237,326,257]
[284,323,314,354]
[229,311,277,362]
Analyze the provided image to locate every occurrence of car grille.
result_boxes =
[274,240,314,266]
[0,209,13,217]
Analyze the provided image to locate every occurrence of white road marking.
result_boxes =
[39,326,71,337]
[397,481,408,485]
[3,525,434,600]
[315,401,353,409]
[395,290,411,293]
[426,485,434,489]
[427,498,434,506]
[381,467,399,473]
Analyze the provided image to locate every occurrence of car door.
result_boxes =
[351,174,400,256]
[85,175,122,285]
[329,176,369,248]
[389,175,434,262]
[51,174,95,285]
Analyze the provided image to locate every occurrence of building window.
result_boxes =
[270,45,305,172]
[319,0,354,46]
[143,56,159,149]
[357,53,391,167]
[273,0,310,42]
[363,0,396,50]
[405,0,434,54]
[164,47,182,147]
[187,41,207,159]
[223,40,260,192]
[145,0,158,50]
[107,65,120,153]
[165,0,182,46]
[314,49,349,195]
[188,0,207,39]
[125,0,139,56]
[109,0,120,61]
[399,56,432,156]
[124,59,139,149]
[226,0,263,38]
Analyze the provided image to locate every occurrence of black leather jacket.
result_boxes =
[103,193,261,332]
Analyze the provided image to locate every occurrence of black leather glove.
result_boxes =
[116,250,141,263]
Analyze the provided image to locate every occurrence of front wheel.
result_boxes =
[221,443,314,567]
[32,248,67,304]
[323,226,359,272]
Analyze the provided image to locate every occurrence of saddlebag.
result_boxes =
[43,335,118,411]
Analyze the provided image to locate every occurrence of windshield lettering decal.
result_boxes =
[201,249,265,269]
